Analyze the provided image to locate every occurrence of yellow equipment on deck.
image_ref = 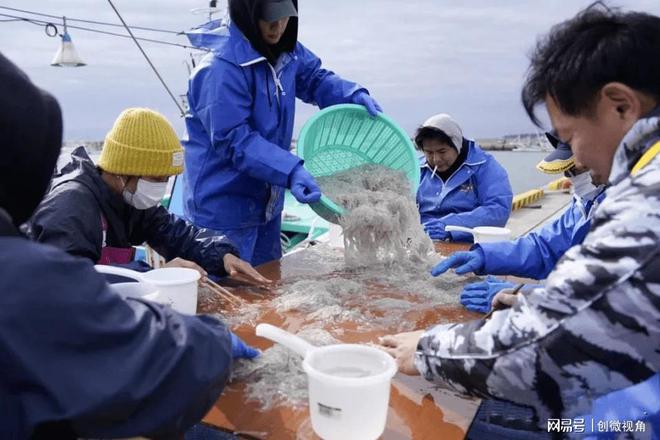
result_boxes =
[512,189,545,211]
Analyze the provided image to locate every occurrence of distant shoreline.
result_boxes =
[62,136,552,153]
[476,133,552,152]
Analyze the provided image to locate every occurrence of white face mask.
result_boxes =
[123,178,168,210]
[570,172,600,201]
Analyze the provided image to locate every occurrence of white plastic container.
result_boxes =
[445,225,512,243]
[256,324,397,440]
[304,344,396,440]
[141,268,200,314]
[94,265,158,299]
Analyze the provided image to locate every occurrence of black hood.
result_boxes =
[50,146,126,224]
[52,146,105,199]
[0,53,63,227]
[229,0,298,64]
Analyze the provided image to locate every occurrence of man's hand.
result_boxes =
[491,288,521,310]
[378,330,425,375]
[165,257,208,283]
[223,254,272,286]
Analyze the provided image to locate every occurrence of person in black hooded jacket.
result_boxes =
[29,107,270,286]
[0,53,257,439]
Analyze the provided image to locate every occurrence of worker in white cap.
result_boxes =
[414,113,513,242]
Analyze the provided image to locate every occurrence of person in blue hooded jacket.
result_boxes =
[432,133,607,314]
[0,54,258,440]
[183,0,382,266]
[415,113,513,242]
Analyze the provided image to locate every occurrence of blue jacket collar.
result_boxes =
[229,23,267,66]
[464,140,488,166]
[203,23,295,69]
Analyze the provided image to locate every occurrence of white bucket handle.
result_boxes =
[94,264,146,282]
[256,323,316,357]
[444,225,475,236]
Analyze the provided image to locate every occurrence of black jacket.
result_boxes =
[0,53,62,227]
[29,147,238,275]
[2,210,233,440]
[0,54,233,440]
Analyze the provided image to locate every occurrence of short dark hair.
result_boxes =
[522,2,660,126]
[414,126,456,151]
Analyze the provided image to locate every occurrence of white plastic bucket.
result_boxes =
[141,268,200,314]
[445,225,512,243]
[304,344,396,440]
[94,265,158,299]
[256,324,397,440]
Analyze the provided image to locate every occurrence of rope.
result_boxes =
[105,0,185,116]
[0,5,180,34]
[0,13,206,50]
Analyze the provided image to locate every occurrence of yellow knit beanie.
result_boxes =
[98,108,184,176]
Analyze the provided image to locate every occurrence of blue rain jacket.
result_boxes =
[183,22,365,230]
[417,140,513,242]
[0,224,233,438]
[475,190,606,279]
[584,373,660,439]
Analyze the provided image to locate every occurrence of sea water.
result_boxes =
[490,151,558,193]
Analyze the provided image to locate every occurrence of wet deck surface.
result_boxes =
[201,242,482,439]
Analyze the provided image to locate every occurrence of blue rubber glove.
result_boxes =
[423,219,449,240]
[351,91,383,117]
[230,331,260,360]
[460,275,515,313]
[289,164,322,204]
[431,248,485,276]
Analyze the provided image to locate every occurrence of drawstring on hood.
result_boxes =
[261,53,287,107]
[228,0,298,65]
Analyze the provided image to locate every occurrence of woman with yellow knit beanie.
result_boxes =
[29,107,270,287]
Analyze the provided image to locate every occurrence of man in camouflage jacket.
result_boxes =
[381,4,660,429]
[411,108,660,423]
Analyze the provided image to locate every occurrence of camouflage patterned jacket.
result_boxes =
[415,110,660,424]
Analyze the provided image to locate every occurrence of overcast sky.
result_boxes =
[2,0,660,141]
